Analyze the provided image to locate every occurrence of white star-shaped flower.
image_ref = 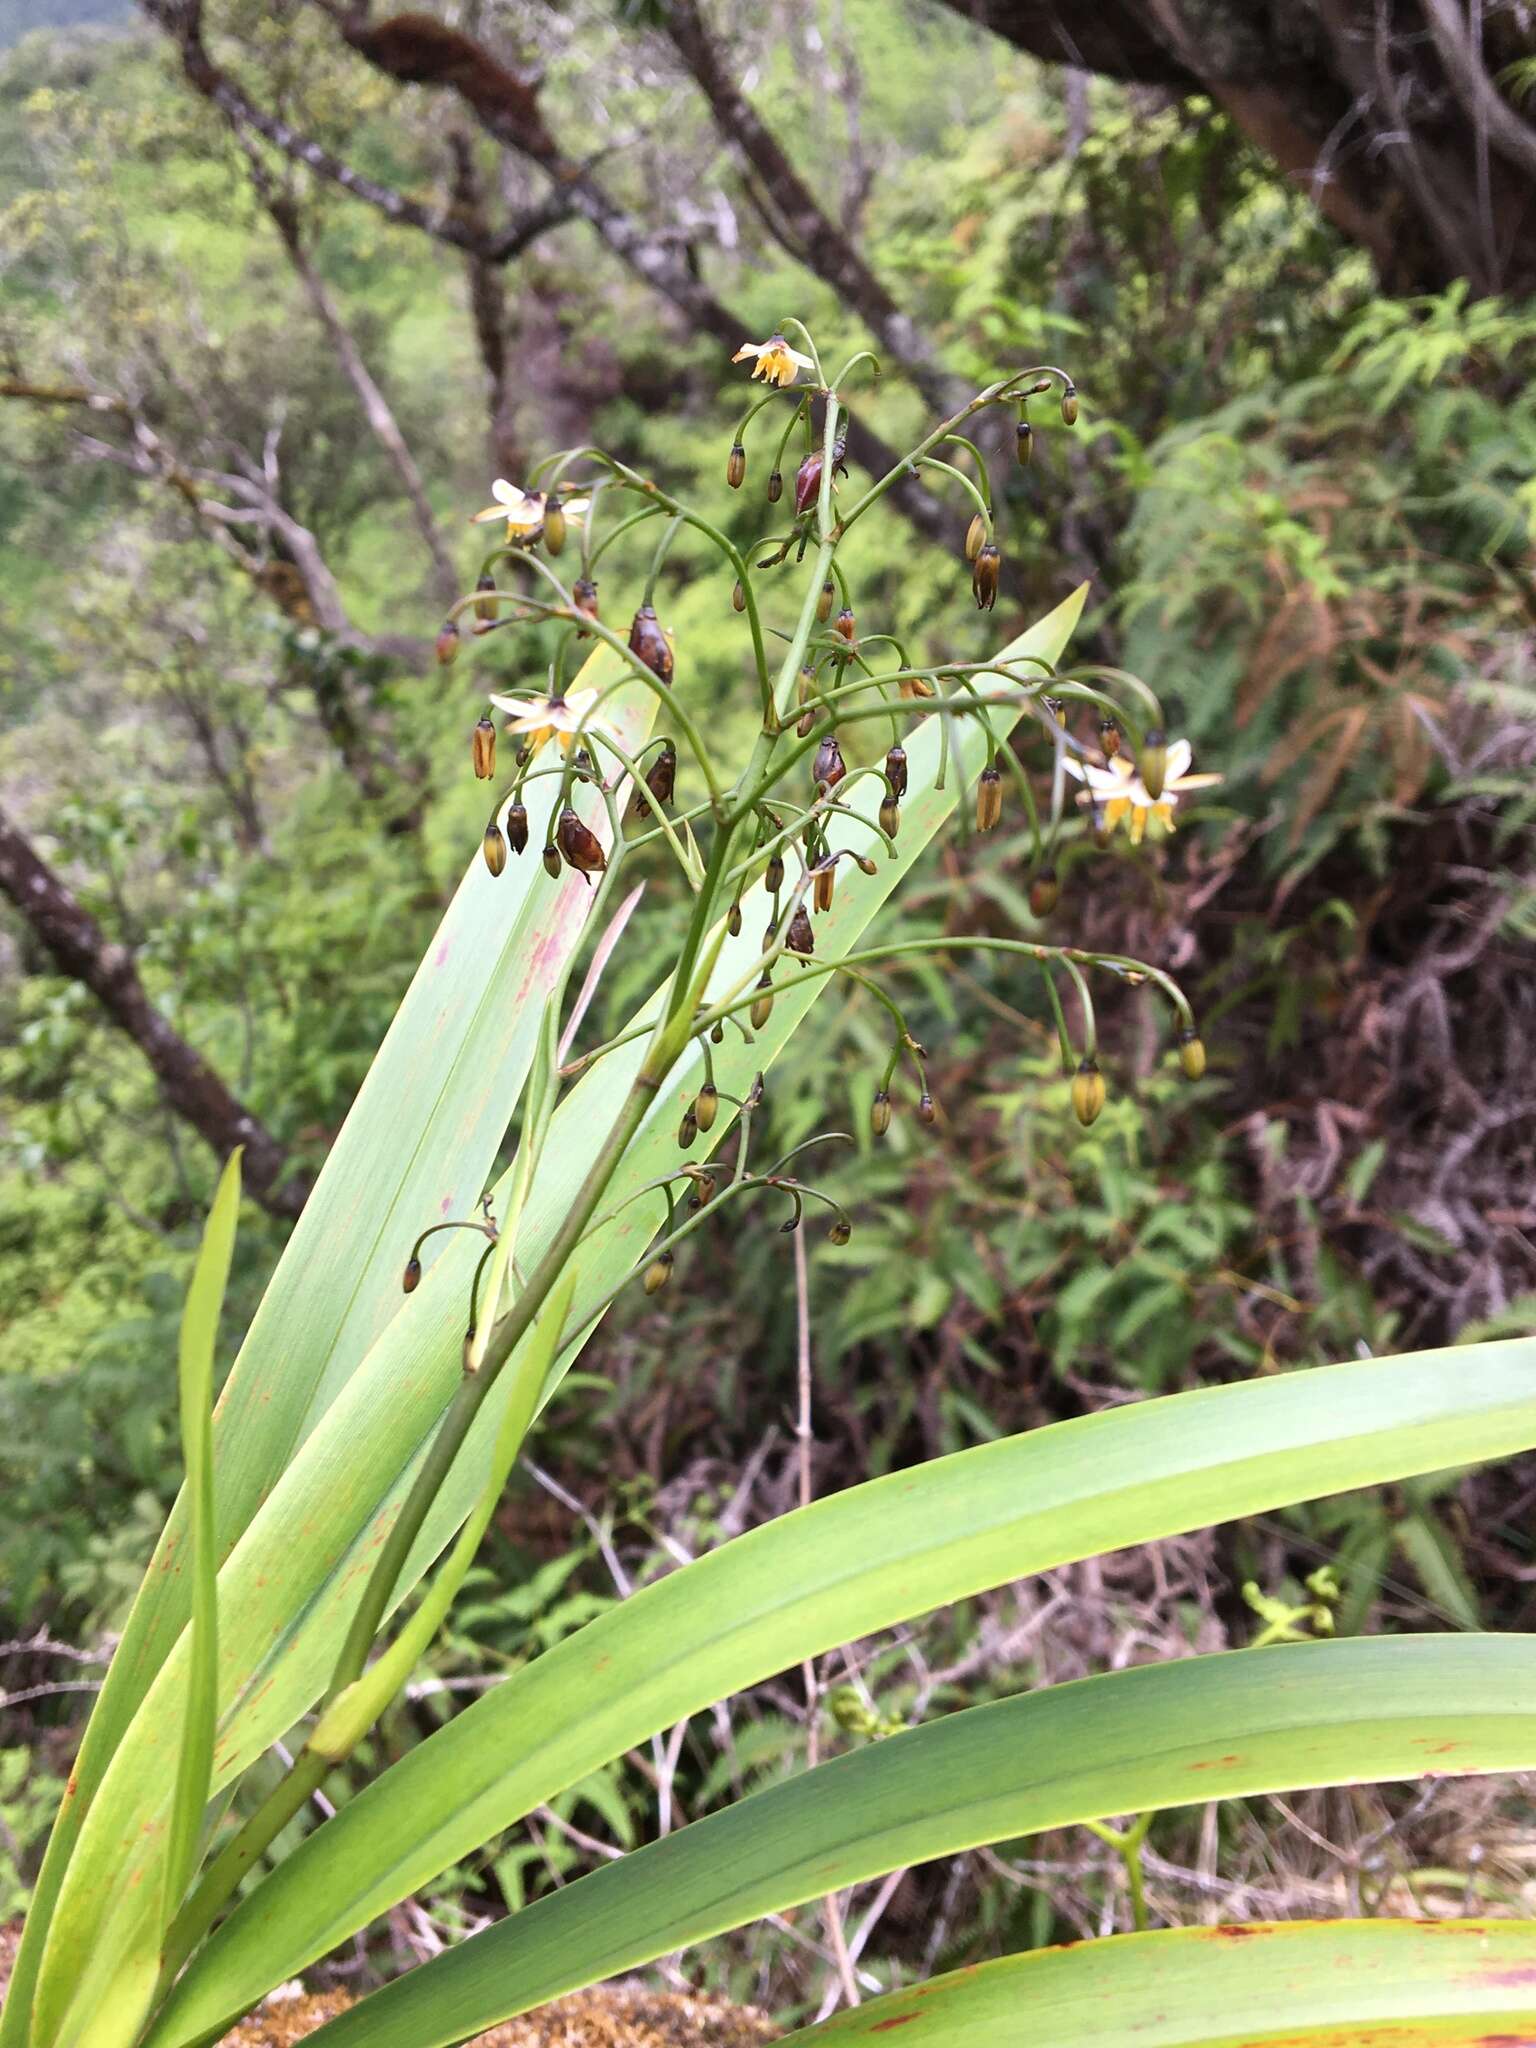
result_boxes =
[1065,738,1221,844]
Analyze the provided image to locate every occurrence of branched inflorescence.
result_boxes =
[420,321,1219,1327]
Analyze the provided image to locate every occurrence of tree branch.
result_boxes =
[0,805,310,1219]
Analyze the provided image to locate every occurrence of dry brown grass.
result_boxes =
[215,1984,775,2047]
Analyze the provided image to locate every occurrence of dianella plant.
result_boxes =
[9,324,1536,2048]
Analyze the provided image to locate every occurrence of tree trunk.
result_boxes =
[0,807,311,1219]
[941,0,1536,298]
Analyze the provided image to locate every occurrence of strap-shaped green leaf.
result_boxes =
[18,649,656,2048]
[166,1147,243,1913]
[32,591,1091,2048]
[281,1635,1536,2048]
[156,1344,1536,2034]
[776,1919,1536,2045]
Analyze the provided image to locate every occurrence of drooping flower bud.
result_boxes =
[472,716,496,780]
[1071,1059,1106,1127]
[557,804,607,879]
[483,823,508,876]
[1028,868,1059,918]
[629,604,674,684]
[1015,418,1033,466]
[870,1090,892,1136]
[678,1105,698,1148]
[1090,801,1113,850]
[1060,383,1079,426]
[727,900,742,937]
[731,579,746,613]
[813,736,846,790]
[643,1250,673,1295]
[879,796,901,839]
[751,974,774,1029]
[572,577,600,636]
[972,542,1001,611]
[964,512,987,562]
[474,573,499,626]
[543,500,567,554]
[884,743,908,800]
[645,742,677,809]
[767,468,783,503]
[833,606,856,646]
[816,580,834,622]
[1178,1028,1206,1081]
[1098,717,1122,759]
[542,843,561,878]
[827,1216,852,1246]
[436,620,460,666]
[855,852,878,875]
[766,851,785,893]
[976,766,1003,831]
[693,1081,719,1133]
[1045,695,1067,728]
[785,904,815,956]
[813,858,836,914]
[726,442,746,489]
[917,1090,936,1125]
[1139,729,1168,801]
[795,450,824,516]
[402,1255,422,1293]
[507,801,529,854]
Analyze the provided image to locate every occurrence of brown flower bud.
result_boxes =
[816,579,834,622]
[751,974,774,1029]
[693,1081,719,1133]
[1099,717,1122,758]
[976,765,1003,831]
[917,1090,937,1125]
[964,512,987,562]
[870,1089,892,1137]
[762,916,778,953]
[557,804,607,879]
[1139,729,1168,801]
[435,620,460,666]
[727,900,742,937]
[1045,695,1067,728]
[884,743,908,800]
[1090,801,1113,850]
[813,858,836,914]
[402,1255,422,1293]
[645,742,677,809]
[972,542,1001,611]
[785,904,815,956]
[1179,1028,1206,1081]
[1061,383,1079,426]
[731,579,747,613]
[472,716,496,780]
[629,604,674,684]
[726,442,746,489]
[879,796,901,839]
[855,852,878,876]
[813,736,846,790]
[1028,868,1059,918]
[572,577,600,636]
[689,1171,717,1209]
[483,823,508,876]
[543,500,567,554]
[767,468,783,504]
[507,801,529,854]
[833,606,856,646]
[542,843,562,878]
[1015,418,1033,466]
[678,1105,698,1148]
[710,1020,725,1042]
[795,451,824,517]
[643,1250,673,1295]
[474,573,499,625]
[766,852,785,893]
[827,1216,852,1246]
[1071,1059,1106,1127]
